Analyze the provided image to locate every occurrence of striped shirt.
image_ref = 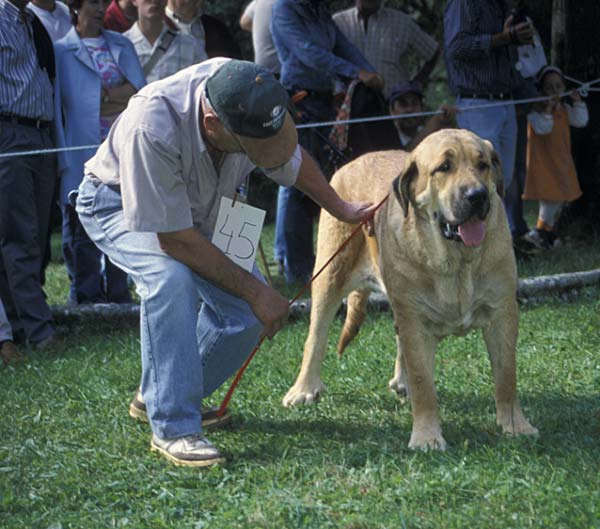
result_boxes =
[443,0,516,96]
[333,7,438,99]
[0,0,54,120]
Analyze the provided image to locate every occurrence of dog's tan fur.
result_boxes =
[283,129,537,450]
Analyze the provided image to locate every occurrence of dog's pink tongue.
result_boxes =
[458,219,486,247]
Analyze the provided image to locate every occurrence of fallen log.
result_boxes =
[50,268,600,323]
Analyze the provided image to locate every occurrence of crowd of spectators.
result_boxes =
[0,0,589,365]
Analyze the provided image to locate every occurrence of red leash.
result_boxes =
[216,194,390,416]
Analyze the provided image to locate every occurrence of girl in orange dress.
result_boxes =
[523,66,589,249]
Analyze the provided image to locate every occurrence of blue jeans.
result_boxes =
[62,204,131,304]
[504,109,530,238]
[76,178,263,439]
[275,185,315,283]
[274,93,333,282]
[457,98,518,235]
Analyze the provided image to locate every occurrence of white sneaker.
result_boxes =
[523,229,544,248]
[150,434,225,467]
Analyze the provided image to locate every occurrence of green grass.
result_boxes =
[2,214,600,528]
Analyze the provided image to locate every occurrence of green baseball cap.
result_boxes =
[205,59,298,169]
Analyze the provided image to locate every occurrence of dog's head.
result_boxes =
[392,129,503,247]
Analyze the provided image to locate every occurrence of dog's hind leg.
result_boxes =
[483,301,538,437]
[388,332,408,400]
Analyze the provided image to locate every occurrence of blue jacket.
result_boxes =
[271,0,374,92]
[53,27,145,205]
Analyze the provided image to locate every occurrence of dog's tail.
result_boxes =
[337,289,370,358]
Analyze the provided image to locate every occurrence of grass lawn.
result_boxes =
[2,210,600,528]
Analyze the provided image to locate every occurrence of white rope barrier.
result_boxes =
[0,77,597,160]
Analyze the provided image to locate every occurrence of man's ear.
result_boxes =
[203,113,222,136]
[484,140,504,197]
[392,159,418,217]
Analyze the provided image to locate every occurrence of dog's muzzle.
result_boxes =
[440,186,490,247]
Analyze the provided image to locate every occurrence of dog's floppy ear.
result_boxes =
[484,140,504,197]
[392,160,418,218]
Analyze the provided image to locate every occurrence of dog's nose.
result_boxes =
[462,186,489,217]
[464,186,489,208]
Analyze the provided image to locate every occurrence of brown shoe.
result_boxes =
[0,340,26,366]
[128,389,231,428]
[150,433,225,467]
[32,333,64,351]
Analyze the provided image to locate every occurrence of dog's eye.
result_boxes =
[434,161,451,173]
[477,161,490,172]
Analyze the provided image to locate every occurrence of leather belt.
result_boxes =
[0,114,51,129]
[458,92,512,100]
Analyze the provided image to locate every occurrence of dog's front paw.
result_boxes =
[498,412,539,437]
[282,380,325,407]
[408,428,448,451]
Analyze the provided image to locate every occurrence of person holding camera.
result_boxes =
[443,0,535,245]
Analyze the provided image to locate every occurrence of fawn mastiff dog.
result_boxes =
[283,129,538,450]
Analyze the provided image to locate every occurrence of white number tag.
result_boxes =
[212,197,265,272]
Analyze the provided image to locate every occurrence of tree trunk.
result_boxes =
[551,0,567,67]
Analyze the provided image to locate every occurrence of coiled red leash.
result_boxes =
[216,194,390,417]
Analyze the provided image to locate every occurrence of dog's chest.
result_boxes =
[416,273,492,336]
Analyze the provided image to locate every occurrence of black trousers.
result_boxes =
[0,122,56,343]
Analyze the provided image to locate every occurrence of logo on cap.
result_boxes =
[262,105,285,130]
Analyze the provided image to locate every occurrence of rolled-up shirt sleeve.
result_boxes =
[263,144,302,187]
[120,129,193,233]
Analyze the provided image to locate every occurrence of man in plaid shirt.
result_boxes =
[333,0,440,99]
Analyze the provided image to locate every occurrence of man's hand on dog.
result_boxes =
[334,200,378,225]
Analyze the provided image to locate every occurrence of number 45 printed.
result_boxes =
[212,197,266,272]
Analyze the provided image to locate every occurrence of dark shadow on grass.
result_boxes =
[227,390,599,464]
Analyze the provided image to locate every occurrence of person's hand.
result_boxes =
[250,283,290,340]
[503,15,534,45]
[545,94,560,113]
[358,70,384,91]
[570,89,582,103]
[333,200,379,225]
[433,104,458,127]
